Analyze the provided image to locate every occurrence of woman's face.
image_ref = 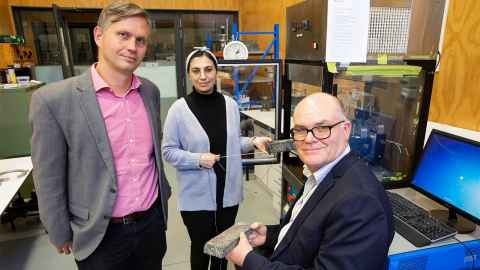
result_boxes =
[188,55,217,94]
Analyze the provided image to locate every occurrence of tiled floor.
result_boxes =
[0,163,279,270]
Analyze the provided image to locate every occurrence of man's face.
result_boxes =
[94,16,150,74]
[293,100,351,173]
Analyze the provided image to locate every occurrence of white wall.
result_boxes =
[135,62,177,98]
[34,65,63,83]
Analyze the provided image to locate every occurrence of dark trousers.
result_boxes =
[76,202,167,270]
[181,205,239,270]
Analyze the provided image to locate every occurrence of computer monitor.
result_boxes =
[411,129,480,234]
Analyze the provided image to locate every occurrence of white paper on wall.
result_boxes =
[326,0,370,63]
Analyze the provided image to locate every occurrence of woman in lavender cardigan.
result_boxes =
[161,47,270,270]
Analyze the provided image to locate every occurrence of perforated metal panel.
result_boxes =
[286,0,444,59]
[368,7,411,54]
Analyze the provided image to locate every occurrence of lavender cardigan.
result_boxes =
[161,95,253,211]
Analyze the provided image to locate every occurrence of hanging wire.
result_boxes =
[215,151,273,172]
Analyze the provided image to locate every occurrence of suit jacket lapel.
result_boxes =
[138,83,161,164]
[271,175,335,259]
[271,152,360,259]
[74,71,117,180]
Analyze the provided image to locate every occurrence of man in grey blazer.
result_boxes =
[29,2,171,269]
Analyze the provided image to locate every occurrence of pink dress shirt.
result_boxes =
[91,65,158,217]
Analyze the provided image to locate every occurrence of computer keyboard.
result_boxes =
[387,191,457,247]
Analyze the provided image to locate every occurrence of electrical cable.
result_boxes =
[434,50,442,72]
[216,151,273,172]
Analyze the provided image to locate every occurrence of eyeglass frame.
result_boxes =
[290,120,346,141]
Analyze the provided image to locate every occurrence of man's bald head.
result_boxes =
[294,93,347,123]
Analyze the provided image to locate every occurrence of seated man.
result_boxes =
[226,92,394,270]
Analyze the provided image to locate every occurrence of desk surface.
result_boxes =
[241,109,291,131]
[241,109,276,129]
[388,188,480,255]
[0,156,32,214]
[0,82,44,92]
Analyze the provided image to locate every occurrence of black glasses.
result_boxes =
[290,120,345,141]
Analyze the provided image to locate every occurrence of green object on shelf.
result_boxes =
[0,83,44,159]
[377,54,388,65]
[345,65,422,77]
[382,172,407,182]
[326,62,338,73]
[0,35,25,44]
[0,83,43,199]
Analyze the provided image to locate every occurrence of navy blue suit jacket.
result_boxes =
[243,152,394,270]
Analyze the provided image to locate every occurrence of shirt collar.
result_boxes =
[90,63,142,93]
[312,145,351,185]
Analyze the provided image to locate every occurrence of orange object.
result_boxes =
[0,44,35,68]
[0,44,16,68]
[213,50,223,59]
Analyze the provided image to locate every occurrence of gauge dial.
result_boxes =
[223,41,249,60]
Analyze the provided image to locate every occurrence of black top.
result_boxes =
[185,89,227,209]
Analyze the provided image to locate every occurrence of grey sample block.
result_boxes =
[267,139,295,154]
[203,224,253,258]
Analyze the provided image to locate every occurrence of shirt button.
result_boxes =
[126,118,131,122]
[135,198,139,201]
[130,159,135,163]
[129,139,134,143]
[133,178,137,182]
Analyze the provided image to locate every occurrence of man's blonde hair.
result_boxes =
[97,1,150,30]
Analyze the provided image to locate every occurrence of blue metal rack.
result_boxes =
[229,23,280,105]
[232,23,280,60]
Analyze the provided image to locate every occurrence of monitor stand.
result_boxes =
[430,209,476,234]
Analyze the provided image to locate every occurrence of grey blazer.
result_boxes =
[29,71,171,261]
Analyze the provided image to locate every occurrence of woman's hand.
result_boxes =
[55,241,72,255]
[199,153,220,168]
[252,137,272,153]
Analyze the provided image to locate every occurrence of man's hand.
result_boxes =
[199,153,220,168]
[252,137,272,154]
[247,222,267,247]
[56,241,73,255]
[226,232,252,267]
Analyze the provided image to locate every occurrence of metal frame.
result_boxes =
[52,4,76,78]
[12,6,238,98]
[231,23,280,60]
[404,59,436,179]
[282,59,334,139]
[281,58,436,190]
[217,59,282,166]
[174,11,238,97]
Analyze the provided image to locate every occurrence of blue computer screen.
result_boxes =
[412,131,480,221]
